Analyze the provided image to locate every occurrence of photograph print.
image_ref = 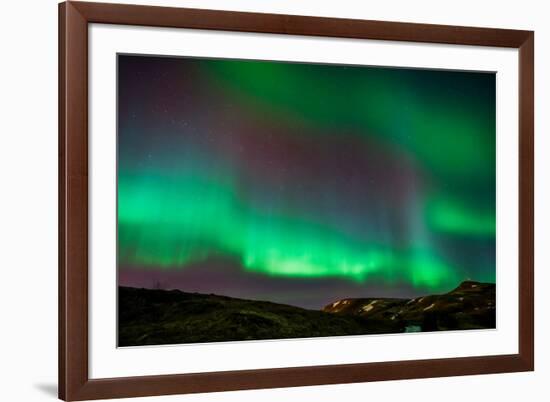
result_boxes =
[117,54,496,347]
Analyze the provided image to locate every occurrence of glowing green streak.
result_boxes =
[118,168,459,289]
[203,60,495,181]
[118,58,495,293]
[426,196,495,237]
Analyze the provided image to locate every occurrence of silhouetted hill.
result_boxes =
[118,281,495,346]
[118,287,390,346]
[323,281,495,332]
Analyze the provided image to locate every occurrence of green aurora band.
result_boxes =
[118,57,496,293]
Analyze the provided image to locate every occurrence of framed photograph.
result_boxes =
[59,1,534,400]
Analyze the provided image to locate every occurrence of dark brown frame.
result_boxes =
[59,1,534,400]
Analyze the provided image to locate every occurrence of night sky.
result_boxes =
[117,54,496,310]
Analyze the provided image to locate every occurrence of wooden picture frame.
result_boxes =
[59,1,534,400]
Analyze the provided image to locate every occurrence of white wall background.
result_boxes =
[0,0,546,401]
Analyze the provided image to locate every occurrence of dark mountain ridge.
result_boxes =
[322,280,495,332]
[119,281,495,346]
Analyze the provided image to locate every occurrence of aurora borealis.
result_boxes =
[117,55,496,309]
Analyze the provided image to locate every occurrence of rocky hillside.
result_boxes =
[322,281,495,332]
[119,286,381,346]
[119,281,495,346]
